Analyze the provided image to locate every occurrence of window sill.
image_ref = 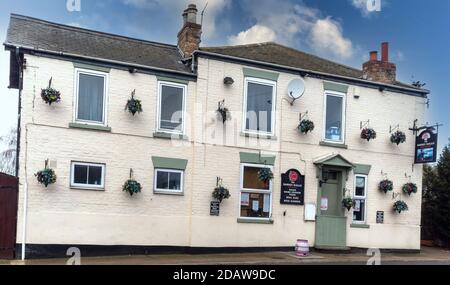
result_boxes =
[319,141,348,149]
[70,186,105,191]
[69,123,111,132]
[350,223,370,229]
[237,218,274,224]
[153,132,189,141]
[240,132,277,140]
[153,190,184,196]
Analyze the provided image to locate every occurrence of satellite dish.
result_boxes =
[287,78,306,102]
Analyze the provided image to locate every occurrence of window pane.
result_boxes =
[353,199,366,222]
[240,192,271,218]
[88,166,103,185]
[355,176,366,196]
[246,82,273,133]
[168,172,182,190]
[325,95,343,141]
[160,85,183,131]
[74,165,88,184]
[77,73,104,122]
[243,166,270,190]
[156,171,169,189]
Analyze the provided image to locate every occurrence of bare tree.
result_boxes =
[0,128,17,176]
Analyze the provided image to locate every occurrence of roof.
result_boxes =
[4,14,191,74]
[201,42,424,92]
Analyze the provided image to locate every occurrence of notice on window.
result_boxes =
[241,193,249,206]
[354,200,361,211]
[252,200,259,212]
[263,195,270,213]
[320,197,328,211]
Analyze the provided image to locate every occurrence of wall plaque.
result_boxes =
[210,201,220,216]
[280,169,305,205]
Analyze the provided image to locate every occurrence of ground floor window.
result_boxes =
[353,174,368,223]
[240,164,272,219]
[70,162,105,190]
[154,169,184,194]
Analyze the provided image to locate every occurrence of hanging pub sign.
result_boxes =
[415,128,438,164]
[280,169,305,205]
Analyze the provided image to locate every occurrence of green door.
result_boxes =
[315,169,348,250]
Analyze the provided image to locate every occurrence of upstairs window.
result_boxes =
[243,78,276,136]
[324,91,346,143]
[70,162,105,190]
[75,69,108,125]
[157,81,186,134]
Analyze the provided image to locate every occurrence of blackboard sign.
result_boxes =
[415,128,438,164]
[280,169,305,205]
[210,201,220,216]
[376,211,384,224]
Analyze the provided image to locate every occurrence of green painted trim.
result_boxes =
[350,224,370,229]
[319,141,348,149]
[239,152,276,166]
[324,81,349,93]
[354,164,372,175]
[73,62,110,73]
[237,218,274,224]
[243,67,279,81]
[152,156,188,170]
[157,76,189,85]
[240,132,277,140]
[69,123,111,132]
[153,132,189,141]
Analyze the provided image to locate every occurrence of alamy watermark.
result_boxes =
[66,247,81,265]
[67,0,81,12]
[367,248,381,265]
[366,0,382,12]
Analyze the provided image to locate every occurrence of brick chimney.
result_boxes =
[362,42,397,84]
[177,4,202,58]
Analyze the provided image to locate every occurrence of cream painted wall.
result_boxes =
[16,54,426,250]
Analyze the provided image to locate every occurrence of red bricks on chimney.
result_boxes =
[363,42,397,84]
[177,4,202,58]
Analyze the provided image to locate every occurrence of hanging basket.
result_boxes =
[393,200,408,214]
[122,169,142,196]
[298,119,315,134]
[212,186,230,203]
[35,161,57,187]
[402,182,418,196]
[125,90,143,116]
[390,131,406,145]
[258,168,273,185]
[378,179,394,194]
[216,100,231,124]
[360,128,377,141]
[342,197,355,211]
[41,77,61,105]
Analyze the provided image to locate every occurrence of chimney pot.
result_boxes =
[381,42,389,62]
[363,42,396,84]
[178,4,202,58]
[370,51,378,62]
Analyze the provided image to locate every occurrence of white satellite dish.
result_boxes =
[287,78,306,102]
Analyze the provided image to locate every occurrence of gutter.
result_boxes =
[3,42,197,80]
[193,50,429,97]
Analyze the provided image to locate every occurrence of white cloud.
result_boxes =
[228,25,276,45]
[310,18,354,59]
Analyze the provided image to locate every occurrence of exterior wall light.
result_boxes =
[224,77,234,85]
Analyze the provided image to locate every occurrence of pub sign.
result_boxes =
[415,128,438,164]
[280,169,305,205]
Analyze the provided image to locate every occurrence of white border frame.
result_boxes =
[322,90,346,144]
[70,161,106,190]
[352,174,368,224]
[242,77,277,137]
[73,68,109,126]
[153,168,185,195]
[156,81,187,135]
[238,163,273,220]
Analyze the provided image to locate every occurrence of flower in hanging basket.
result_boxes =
[402,182,418,196]
[35,168,57,187]
[212,186,230,203]
[378,179,394,194]
[125,90,143,116]
[41,78,61,105]
[298,119,315,134]
[393,200,408,214]
[258,167,274,185]
[342,197,355,211]
[122,179,142,196]
[390,131,406,145]
[360,128,377,141]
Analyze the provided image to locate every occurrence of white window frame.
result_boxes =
[242,77,277,137]
[322,90,346,144]
[70,161,106,190]
[153,168,185,195]
[73,68,109,126]
[239,163,273,220]
[156,81,187,135]
[352,174,368,224]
